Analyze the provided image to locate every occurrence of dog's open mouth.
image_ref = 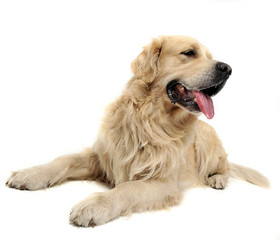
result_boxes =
[166,80,226,119]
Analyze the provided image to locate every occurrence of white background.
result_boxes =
[0,0,280,239]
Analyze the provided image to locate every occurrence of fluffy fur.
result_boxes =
[6,36,269,227]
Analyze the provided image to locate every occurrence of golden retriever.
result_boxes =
[6,36,269,227]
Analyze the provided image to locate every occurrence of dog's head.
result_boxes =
[131,36,232,119]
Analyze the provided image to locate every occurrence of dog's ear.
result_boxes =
[131,38,163,79]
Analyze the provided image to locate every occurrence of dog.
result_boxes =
[6,35,269,227]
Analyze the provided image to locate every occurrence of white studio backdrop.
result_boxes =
[0,0,279,240]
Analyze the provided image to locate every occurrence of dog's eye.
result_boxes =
[181,50,196,57]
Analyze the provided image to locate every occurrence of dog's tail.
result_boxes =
[230,163,270,188]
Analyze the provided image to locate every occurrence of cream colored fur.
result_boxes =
[6,36,269,227]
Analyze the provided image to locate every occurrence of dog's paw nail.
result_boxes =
[88,219,95,227]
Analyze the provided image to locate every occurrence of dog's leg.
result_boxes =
[6,148,102,190]
[195,120,230,190]
[70,178,180,227]
[204,139,230,190]
[203,142,230,190]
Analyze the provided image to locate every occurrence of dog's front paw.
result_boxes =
[70,193,117,227]
[6,165,57,191]
[207,174,228,190]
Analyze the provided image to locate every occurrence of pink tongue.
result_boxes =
[193,91,214,119]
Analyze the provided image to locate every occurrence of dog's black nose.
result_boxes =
[216,62,232,76]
